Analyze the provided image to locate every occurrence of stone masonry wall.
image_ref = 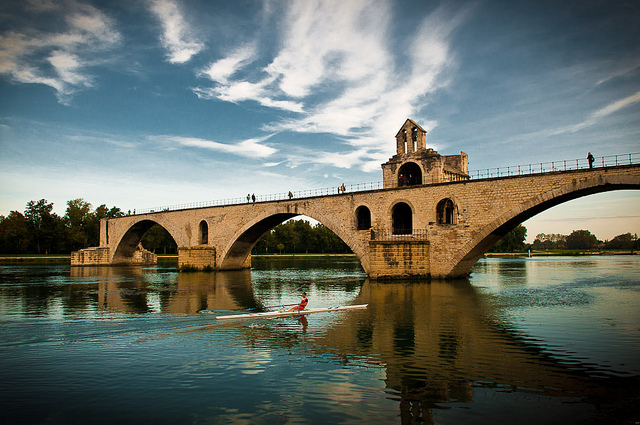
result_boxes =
[369,240,430,279]
[178,246,216,270]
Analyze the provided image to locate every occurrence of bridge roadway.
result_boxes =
[72,164,640,279]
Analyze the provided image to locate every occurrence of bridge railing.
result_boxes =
[469,152,639,179]
[370,229,428,241]
[134,152,638,215]
[135,181,384,214]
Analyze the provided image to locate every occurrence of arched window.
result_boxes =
[392,202,412,235]
[355,206,372,230]
[436,199,456,225]
[402,129,408,153]
[398,162,422,186]
[199,220,208,244]
[411,127,418,151]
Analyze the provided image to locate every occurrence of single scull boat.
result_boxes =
[214,304,368,320]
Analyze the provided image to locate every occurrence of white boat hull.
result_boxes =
[214,304,368,320]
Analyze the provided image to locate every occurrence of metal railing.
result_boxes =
[370,228,428,241]
[133,152,638,215]
[469,152,638,179]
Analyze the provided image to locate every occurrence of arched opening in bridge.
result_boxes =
[251,215,351,255]
[356,206,372,230]
[398,162,422,186]
[392,202,413,235]
[113,220,178,263]
[437,198,456,225]
[141,223,177,254]
[199,220,208,245]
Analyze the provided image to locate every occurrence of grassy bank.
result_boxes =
[0,254,71,263]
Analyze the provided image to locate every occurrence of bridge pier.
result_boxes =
[178,246,217,270]
[368,238,431,279]
[71,245,157,266]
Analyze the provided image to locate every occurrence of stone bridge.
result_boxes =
[72,163,640,279]
[71,120,640,279]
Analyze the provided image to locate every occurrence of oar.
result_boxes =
[246,303,298,311]
[199,304,299,314]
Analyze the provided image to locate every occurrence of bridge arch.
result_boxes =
[112,218,180,265]
[219,208,371,272]
[446,173,640,278]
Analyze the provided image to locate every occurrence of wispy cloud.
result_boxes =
[152,134,277,158]
[146,0,204,64]
[0,0,120,104]
[194,0,471,171]
[540,90,640,137]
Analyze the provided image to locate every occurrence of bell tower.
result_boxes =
[382,119,469,188]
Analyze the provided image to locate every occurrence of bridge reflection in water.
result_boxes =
[68,265,633,424]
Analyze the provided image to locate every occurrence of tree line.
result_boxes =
[489,225,639,253]
[1,198,637,255]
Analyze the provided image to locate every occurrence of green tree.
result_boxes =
[604,233,637,250]
[532,233,567,250]
[489,225,528,253]
[64,199,92,251]
[251,220,351,254]
[141,224,177,254]
[566,229,599,250]
[24,199,63,254]
[0,212,30,253]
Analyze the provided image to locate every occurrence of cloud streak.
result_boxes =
[153,134,277,159]
[147,0,204,64]
[0,0,120,104]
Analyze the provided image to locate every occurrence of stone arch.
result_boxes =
[355,205,372,230]
[436,198,457,224]
[445,174,640,278]
[398,162,422,186]
[219,208,370,273]
[112,219,179,265]
[199,220,208,245]
[392,202,413,234]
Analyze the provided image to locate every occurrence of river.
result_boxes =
[0,255,638,424]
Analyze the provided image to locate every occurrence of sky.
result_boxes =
[1,0,639,243]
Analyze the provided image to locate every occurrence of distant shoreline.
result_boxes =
[484,250,636,257]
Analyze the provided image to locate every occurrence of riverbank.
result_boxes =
[484,249,636,257]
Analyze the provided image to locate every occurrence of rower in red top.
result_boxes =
[288,292,308,312]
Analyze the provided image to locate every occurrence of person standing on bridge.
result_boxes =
[587,152,595,168]
[288,292,308,312]
[251,193,256,203]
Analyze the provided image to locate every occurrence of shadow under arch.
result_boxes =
[219,211,367,272]
[448,174,640,277]
[112,219,179,265]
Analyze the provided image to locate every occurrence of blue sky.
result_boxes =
[1,0,639,242]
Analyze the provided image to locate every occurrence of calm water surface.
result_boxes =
[0,255,639,424]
